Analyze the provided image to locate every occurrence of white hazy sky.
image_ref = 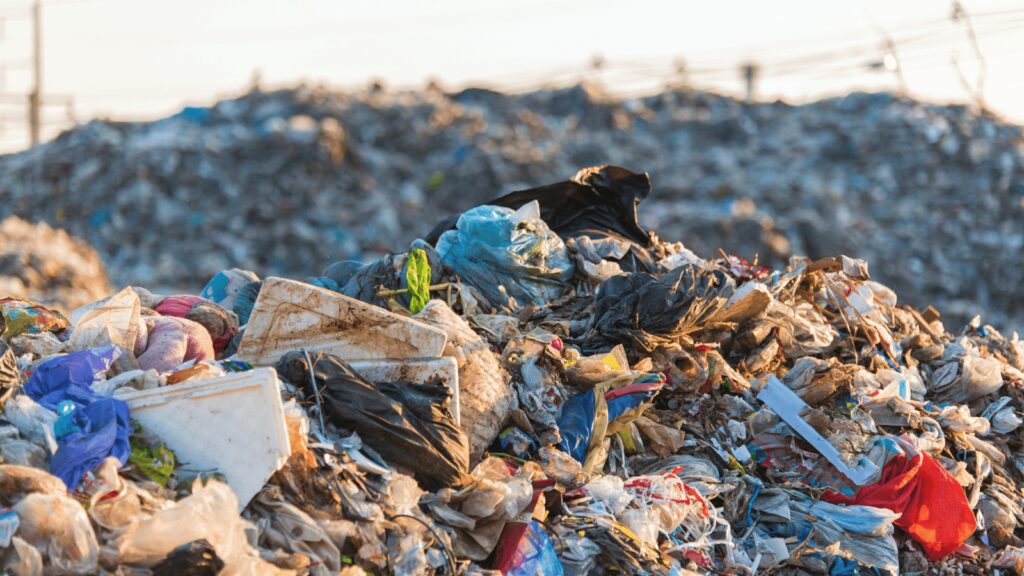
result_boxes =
[0,0,1021,150]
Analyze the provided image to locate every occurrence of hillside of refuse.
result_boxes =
[0,83,1021,330]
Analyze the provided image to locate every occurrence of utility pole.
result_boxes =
[28,0,40,147]
[741,61,759,102]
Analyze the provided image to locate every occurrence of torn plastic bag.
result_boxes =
[435,201,573,311]
[66,287,142,352]
[767,300,836,356]
[116,480,280,575]
[246,488,341,575]
[23,346,131,489]
[982,396,1022,434]
[514,355,570,446]
[492,520,563,576]
[558,373,664,472]
[14,492,99,574]
[0,464,66,505]
[581,264,734,354]
[762,494,899,574]
[48,397,130,490]
[152,539,225,576]
[0,435,47,468]
[1,536,43,576]
[427,165,656,272]
[23,345,120,411]
[642,455,731,499]
[633,416,686,458]
[323,241,445,313]
[275,350,469,490]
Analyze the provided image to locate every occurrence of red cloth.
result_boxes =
[153,295,200,318]
[823,452,975,561]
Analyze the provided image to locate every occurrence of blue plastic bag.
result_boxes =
[49,397,131,490]
[24,346,121,411]
[436,201,573,310]
[23,345,131,490]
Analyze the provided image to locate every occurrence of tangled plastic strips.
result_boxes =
[622,469,746,573]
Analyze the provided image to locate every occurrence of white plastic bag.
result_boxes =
[68,287,142,352]
[116,480,285,575]
[3,395,57,454]
[14,492,99,574]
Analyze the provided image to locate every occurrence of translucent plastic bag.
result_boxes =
[67,287,142,352]
[116,480,283,575]
[14,492,99,574]
[436,200,574,311]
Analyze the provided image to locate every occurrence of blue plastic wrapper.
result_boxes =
[507,521,563,576]
[559,374,665,467]
[436,201,573,311]
[558,389,597,464]
[23,345,131,490]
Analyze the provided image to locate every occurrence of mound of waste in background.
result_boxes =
[0,83,1021,329]
[0,216,111,310]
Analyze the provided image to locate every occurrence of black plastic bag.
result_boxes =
[152,539,225,576]
[275,350,469,491]
[426,165,657,272]
[580,264,735,354]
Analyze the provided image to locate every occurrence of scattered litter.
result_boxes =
[1,164,1021,574]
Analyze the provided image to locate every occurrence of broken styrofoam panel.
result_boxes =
[348,357,461,425]
[118,368,291,509]
[236,277,447,366]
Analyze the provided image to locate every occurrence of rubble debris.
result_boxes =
[0,216,111,312]
[2,164,1024,575]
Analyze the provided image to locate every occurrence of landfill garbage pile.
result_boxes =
[3,164,1024,575]
[0,84,1022,330]
[0,216,111,311]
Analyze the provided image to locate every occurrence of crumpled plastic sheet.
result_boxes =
[436,200,574,311]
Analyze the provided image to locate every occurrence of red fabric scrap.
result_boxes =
[823,452,975,561]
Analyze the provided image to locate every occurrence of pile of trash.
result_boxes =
[0,84,1022,330]
[2,165,1023,575]
[0,216,111,311]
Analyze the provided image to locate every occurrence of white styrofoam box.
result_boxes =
[119,368,291,509]
[236,277,448,366]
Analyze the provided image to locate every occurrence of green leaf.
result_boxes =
[405,248,432,315]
